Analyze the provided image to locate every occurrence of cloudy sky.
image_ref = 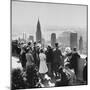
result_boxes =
[12,1,87,41]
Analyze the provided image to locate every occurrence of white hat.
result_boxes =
[65,47,72,54]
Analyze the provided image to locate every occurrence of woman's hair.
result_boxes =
[40,49,43,53]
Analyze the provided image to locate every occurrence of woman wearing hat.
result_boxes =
[39,49,48,79]
[26,48,34,69]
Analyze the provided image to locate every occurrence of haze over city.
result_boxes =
[12,1,87,41]
[11,1,88,89]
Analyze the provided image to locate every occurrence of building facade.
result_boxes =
[51,33,56,47]
[70,32,77,49]
[36,19,42,43]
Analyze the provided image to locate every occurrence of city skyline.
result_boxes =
[12,1,87,41]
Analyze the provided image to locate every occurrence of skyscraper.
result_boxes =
[57,31,70,47]
[79,36,83,53]
[70,32,77,49]
[51,33,56,47]
[36,18,42,43]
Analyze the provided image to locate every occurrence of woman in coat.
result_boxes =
[26,49,34,69]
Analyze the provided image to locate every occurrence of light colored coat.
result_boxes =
[26,53,34,68]
[39,53,48,74]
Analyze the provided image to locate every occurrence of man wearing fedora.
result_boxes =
[52,43,63,78]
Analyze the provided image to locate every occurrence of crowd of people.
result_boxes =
[12,40,87,86]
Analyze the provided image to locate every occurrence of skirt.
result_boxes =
[39,60,48,74]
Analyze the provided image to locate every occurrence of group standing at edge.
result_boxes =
[18,41,87,85]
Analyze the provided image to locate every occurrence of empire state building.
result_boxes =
[36,19,42,43]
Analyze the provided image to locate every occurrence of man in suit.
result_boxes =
[52,43,63,77]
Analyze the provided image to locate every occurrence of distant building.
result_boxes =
[36,18,42,43]
[51,33,56,47]
[18,37,21,42]
[79,36,83,53]
[22,32,26,43]
[28,35,34,43]
[57,31,78,51]
[42,38,45,48]
[57,32,71,47]
[70,32,77,49]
